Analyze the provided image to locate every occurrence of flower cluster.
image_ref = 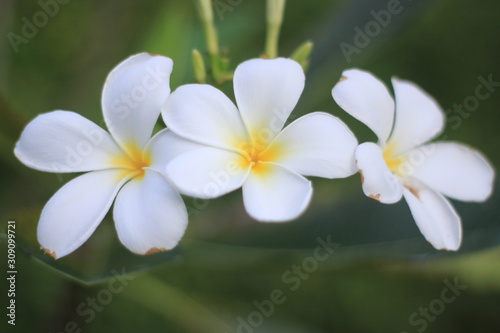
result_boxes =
[15,53,494,258]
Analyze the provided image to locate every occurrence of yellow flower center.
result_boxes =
[382,142,405,175]
[110,142,152,179]
[236,137,282,176]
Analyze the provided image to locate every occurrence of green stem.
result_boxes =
[195,0,224,83]
[265,0,286,58]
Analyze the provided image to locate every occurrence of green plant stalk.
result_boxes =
[265,0,286,58]
[195,0,224,83]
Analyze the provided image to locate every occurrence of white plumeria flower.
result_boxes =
[162,58,358,222]
[332,69,495,251]
[14,53,192,259]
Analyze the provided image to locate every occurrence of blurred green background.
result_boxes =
[1,0,499,332]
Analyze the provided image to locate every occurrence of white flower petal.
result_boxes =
[102,53,173,150]
[403,181,462,251]
[113,169,188,255]
[408,142,495,202]
[332,69,394,144]
[162,84,249,150]
[355,142,403,204]
[166,146,249,199]
[37,169,129,259]
[147,129,205,174]
[234,58,305,143]
[269,112,358,178]
[389,78,445,155]
[242,163,312,222]
[14,111,122,173]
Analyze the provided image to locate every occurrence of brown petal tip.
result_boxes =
[145,247,167,255]
[43,248,57,259]
[359,169,364,184]
[409,187,420,199]
[339,75,348,81]
[369,193,381,201]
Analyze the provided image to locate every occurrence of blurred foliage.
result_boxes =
[0,0,499,332]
